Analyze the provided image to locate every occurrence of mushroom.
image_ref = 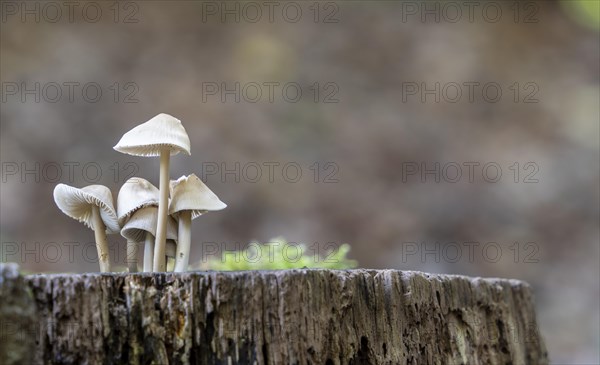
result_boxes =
[53,184,119,272]
[117,177,160,272]
[165,240,178,271]
[166,240,177,257]
[113,113,190,271]
[169,174,226,272]
[120,206,178,272]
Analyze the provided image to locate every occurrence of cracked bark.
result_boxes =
[0,263,548,364]
[0,263,37,365]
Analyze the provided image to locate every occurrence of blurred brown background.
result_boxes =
[1,1,598,363]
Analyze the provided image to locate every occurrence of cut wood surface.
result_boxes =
[0,263,548,364]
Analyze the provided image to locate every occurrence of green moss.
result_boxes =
[562,0,600,30]
[195,237,358,271]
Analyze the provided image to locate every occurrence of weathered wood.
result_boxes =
[0,263,38,365]
[0,264,548,364]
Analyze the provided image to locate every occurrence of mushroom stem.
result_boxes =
[174,210,192,272]
[143,232,154,272]
[126,240,138,272]
[91,205,111,272]
[153,149,170,271]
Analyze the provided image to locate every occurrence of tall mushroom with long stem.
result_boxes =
[169,174,226,272]
[53,184,119,272]
[113,113,190,271]
[117,177,159,272]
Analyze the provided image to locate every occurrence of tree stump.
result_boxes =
[0,263,548,364]
[0,263,38,365]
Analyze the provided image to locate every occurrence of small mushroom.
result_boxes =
[113,113,191,272]
[165,240,178,271]
[117,177,160,272]
[166,240,177,258]
[53,184,119,272]
[169,174,226,272]
[120,206,178,272]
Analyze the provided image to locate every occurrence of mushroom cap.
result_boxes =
[169,174,227,219]
[120,206,178,242]
[117,177,159,226]
[113,113,191,157]
[53,184,120,234]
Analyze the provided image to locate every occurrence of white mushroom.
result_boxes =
[113,113,190,272]
[53,184,119,272]
[166,240,177,258]
[120,206,178,272]
[117,177,160,272]
[165,240,178,271]
[169,174,226,272]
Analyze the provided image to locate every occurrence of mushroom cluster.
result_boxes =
[53,113,226,272]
